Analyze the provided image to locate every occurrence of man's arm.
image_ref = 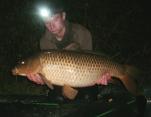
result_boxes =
[72,24,93,51]
[80,29,92,50]
[40,30,57,50]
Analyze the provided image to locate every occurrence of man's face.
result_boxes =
[45,12,66,35]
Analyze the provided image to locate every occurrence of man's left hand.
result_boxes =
[96,72,111,85]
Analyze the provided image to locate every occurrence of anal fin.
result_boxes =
[62,84,78,100]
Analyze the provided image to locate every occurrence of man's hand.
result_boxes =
[96,72,111,85]
[26,74,45,85]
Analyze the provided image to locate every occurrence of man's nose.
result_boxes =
[46,22,54,30]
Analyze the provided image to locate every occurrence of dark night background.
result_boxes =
[0,0,151,117]
[0,0,150,94]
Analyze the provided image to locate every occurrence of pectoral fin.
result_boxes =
[39,73,54,90]
[62,85,78,100]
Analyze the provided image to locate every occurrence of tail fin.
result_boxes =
[119,65,143,96]
[124,65,141,79]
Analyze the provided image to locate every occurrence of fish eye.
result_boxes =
[21,61,25,64]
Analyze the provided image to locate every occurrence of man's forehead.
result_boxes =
[45,13,62,22]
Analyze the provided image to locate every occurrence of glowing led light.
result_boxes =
[37,6,52,20]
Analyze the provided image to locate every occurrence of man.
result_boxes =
[27,0,110,101]
[26,1,146,116]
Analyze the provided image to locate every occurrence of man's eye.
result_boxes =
[53,15,60,21]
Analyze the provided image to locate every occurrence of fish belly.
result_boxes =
[42,64,101,87]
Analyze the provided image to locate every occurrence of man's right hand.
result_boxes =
[26,74,45,85]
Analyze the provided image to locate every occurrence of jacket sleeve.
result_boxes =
[72,24,93,51]
[80,30,92,50]
[40,31,57,50]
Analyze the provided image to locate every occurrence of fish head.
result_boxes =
[12,55,41,76]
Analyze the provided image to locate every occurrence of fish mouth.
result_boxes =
[12,67,17,75]
[12,68,26,76]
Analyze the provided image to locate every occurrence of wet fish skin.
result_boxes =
[12,50,143,97]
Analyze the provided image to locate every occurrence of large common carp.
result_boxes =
[12,50,142,99]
